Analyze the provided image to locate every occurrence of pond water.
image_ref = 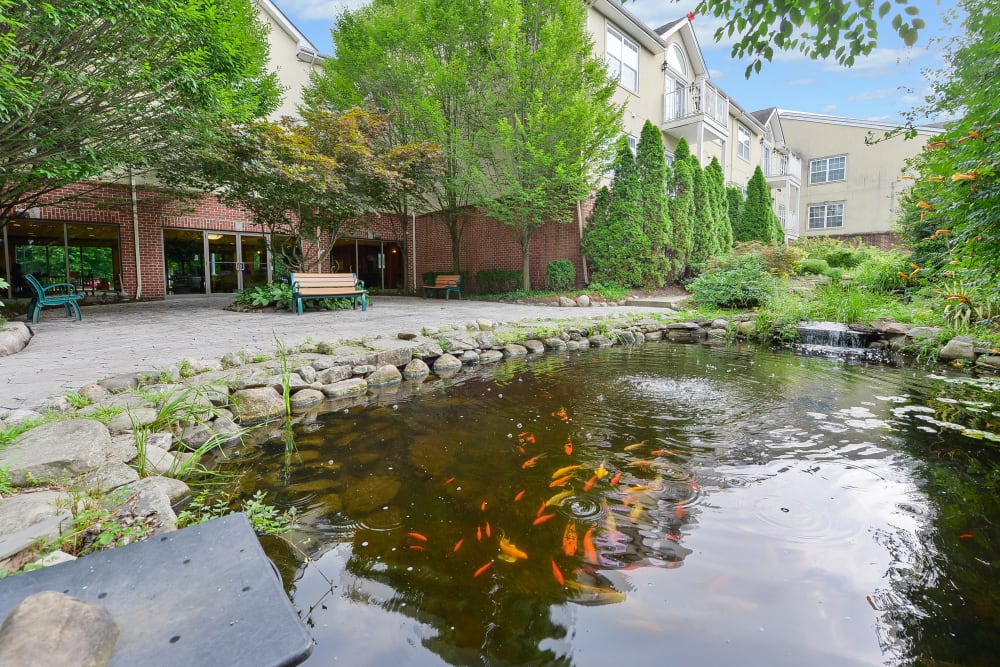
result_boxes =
[221,342,1000,666]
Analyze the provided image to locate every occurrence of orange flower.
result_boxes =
[951,172,977,182]
[917,201,935,210]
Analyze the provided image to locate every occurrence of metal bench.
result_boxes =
[289,272,367,315]
[422,274,462,300]
[25,274,84,324]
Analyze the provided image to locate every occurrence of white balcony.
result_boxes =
[662,80,729,138]
[763,152,802,183]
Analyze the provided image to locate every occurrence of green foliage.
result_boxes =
[893,0,999,300]
[688,255,777,309]
[719,241,806,277]
[483,0,622,290]
[796,237,869,268]
[585,281,629,301]
[0,277,7,316]
[233,283,294,310]
[800,258,831,275]
[64,391,90,409]
[734,167,783,243]
[476,270,523,294]
[582,139,659,288]
[56,491,149,556]
[545,260,576,291]
[1,0,280,228]
[669,140,696,279]
[177,490,296,536]
[636,120,672,260]
[689,159,715,270]
[851,251,911,293]
[692,0,924,77]
[706,158,733,253]
[726,186,744,243]
[0,467,12,496]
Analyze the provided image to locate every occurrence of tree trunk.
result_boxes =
[447,210,464,273]
[520,231,531,291]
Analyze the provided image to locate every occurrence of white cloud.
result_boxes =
[708,68,724,79]
[277,0,368,21]
[820,104,838,114]
[825,46,930,75]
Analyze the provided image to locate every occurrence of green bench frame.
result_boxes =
[422,274,462,300]
[290,272,367,315]
[26,274,84,324]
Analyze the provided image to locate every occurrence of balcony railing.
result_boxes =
[663,80,728,128]
[763,152,802,180]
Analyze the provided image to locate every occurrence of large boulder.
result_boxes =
[106,408,159,434]
[0,490,73,562]
[0,322,31,357]
[402,359,430,380]
[939,336,977,362]
[432,353,462,373]
[0,420,112,486]
[0,591,119,667]
[367,365,402,387]
[321,377,368,399]
[230,387,286,424]
[316,365,352,385]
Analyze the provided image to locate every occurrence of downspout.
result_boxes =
[577,199,589,284]
[130,168,142,301]
[411,211,417,292]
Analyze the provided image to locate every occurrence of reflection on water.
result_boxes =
[221,343,1000,666]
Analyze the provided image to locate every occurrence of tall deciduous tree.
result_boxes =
[0,0,280,229]
[308,0,499,281]
[484,0,621,291]
[735,166,784,243]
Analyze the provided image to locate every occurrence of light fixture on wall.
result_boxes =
[660,61,669,72]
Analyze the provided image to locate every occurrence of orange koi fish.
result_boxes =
[551,407,569,421]
[477,525,483,541]
[518,432,536,445]
[549,475,573,488]
[688,479,700,493]
[650,449,677,457]
[481,501,488,511]
[473,561,493,578]
[551,464,584,479]
[564,439,573,455]
[409,545,425,551]
[498,534,528,561]
[623,441,647,451]
[609,470,622,486]
[959,533,975,539]
[551,559,565,585]
[537,501,547,516]
[522,453,546,469]
[408,532,428,542]
[583,474,599,491]
[628,460,656,468]
[453,538,464,552]
[485,522,492,538]
[595,460,608,479]
[583,528,598,564]
[675,506,685,519]
[545,489,573,507]
[562,522,578,556]
[444,476,456,485]
[533,513,557,526]
[514,489,526,502]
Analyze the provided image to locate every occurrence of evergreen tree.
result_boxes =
[726,186,744,242]
[735,166,783,243]
[668,145,695,279]
[635,120,670,285]
[689,156,715,269]
[581,137,651,287]
[673,137,691,162]
[706,158,732,252]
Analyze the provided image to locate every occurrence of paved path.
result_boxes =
[1,295,669,411]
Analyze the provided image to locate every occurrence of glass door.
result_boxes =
[208,233,239,293]
[163,229,207,294]
[240,235,269,290]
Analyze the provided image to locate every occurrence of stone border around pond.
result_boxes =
[1,311,996,576]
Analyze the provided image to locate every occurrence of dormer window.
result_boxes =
[666,43,688,78]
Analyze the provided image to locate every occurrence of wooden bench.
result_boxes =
[290,272,367,315]
[25,274,84,324]
[422,274,462,300]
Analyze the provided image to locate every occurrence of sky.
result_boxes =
[273,0,963,124]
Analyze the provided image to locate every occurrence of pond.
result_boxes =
[220,342,1000,666]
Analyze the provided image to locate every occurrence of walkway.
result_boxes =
[1,295,668,411]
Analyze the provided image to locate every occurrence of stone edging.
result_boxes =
[0,322,31,357]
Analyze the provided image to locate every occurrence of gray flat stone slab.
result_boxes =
[0,490,73,561]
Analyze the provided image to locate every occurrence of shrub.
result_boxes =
[852,251,910,293]
[476,269,523,294]
[797,237,869,268]
[712,241,806,277]
[545,259,576,291]
[233,283,293,310]
[688,255,776,309]
[799,258,830,275]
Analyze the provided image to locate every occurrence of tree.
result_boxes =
[635,120,671,276]
[484,0,621,291]
[630,1,925,77]
[689,157,715,269]
[582,138,652,287]
[706,158,733,252]
[179,108,441,273]
[726,186,745,245]
[735,166,783,243]
[894,0,998,292]
[308,0,498,282]
[668,139,695,279]
[0,0,280,230]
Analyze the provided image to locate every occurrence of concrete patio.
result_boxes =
[1,295,667,411]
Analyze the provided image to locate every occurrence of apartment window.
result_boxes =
[606,26,638,92]
[627,134,637,155]
[807,202,845,229]
[809,155,846,184]
[737,124,751,161]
